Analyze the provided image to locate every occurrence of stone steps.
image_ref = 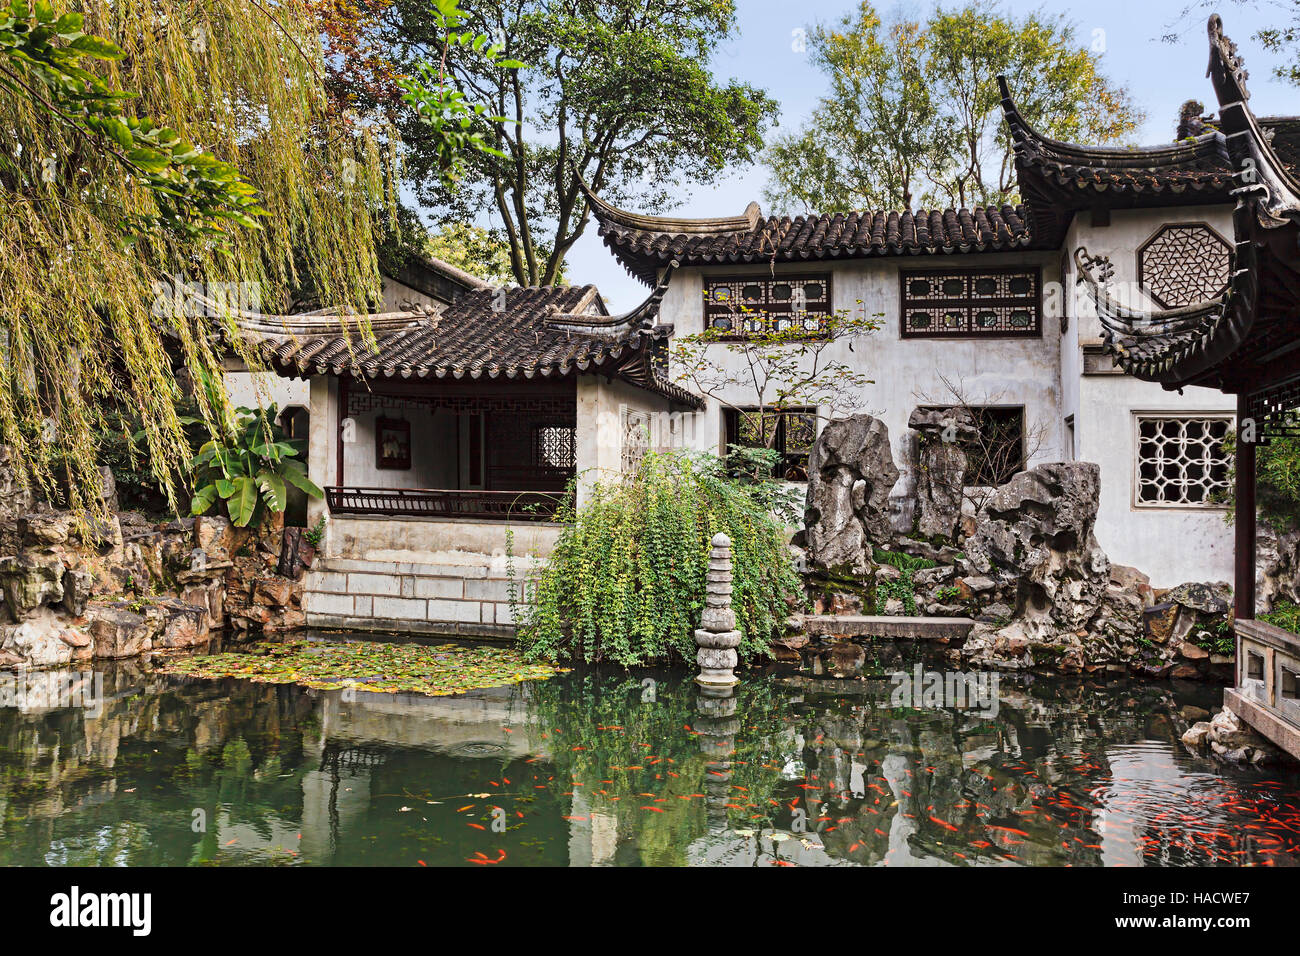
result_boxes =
[800,614,973,640]
[302,558,525,639]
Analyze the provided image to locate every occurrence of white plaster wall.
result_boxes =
[222,364,310,412]
[341,401,458,489]
[575,374,674,505]
[662,253,1065,502]
[1066,206,1237,586]
[306,375,338,524]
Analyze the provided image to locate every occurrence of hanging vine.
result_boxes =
[517,450,803,667]
[0,0,396,522]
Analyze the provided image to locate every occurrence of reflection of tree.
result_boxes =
[0,675,317,866]
[525,671,794,865]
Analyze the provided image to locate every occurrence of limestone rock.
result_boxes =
[61,567,94,617]
[0,551,65,621]
[803,415,899,571]
[913,437,967,541]
[963,461,1109,631]
[154,600,210,648]
[1260,525,1300,613]
[1143,602,1179,643]
[194,515,234,563]
[1166,581,1230,616]
[88,604,162,659]
[1,610,75,667]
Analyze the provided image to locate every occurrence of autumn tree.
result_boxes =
[765,0,1143,213]
[671,305,881,487]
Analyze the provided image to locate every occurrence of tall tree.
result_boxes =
[1,0,511,517]
[765,0,1143,214]
[334,0,778,287]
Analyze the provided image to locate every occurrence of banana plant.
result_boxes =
[189,403,322,527]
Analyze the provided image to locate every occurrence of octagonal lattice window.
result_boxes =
[1137,223,1231,308]
[1135,415,1232,507]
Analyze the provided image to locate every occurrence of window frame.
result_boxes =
[899,266,1042,339]
[703,272,833,342]
[723,405,819,482]
[915,403,1026,488]
[1131,412,1234,511]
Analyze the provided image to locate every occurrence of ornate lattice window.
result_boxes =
[704,274,831,339]
[534,424,575,469]
[723,406,817,481]
[1134,415,1231,507]
[900,268,1041,338]
[1137,223,1232,308]
[620,406,651,473]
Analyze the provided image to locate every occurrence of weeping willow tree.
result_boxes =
[0,0,397,522]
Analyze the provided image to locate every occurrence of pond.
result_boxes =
[1,635,1298,867]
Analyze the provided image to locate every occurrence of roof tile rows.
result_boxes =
[597,206,1032,285]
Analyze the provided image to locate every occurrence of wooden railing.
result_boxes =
[326,486,570,521]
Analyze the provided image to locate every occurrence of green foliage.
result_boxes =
[1,0,394,525]
[765,0,1142,212]
[872,547,934,616]
[934,584,962,603]
[423,221,524,285]
[1256,2,1300,86]
[0,0,266,239]
[382,0,778,286]
[395,0,525,189]
[723,444,803,525]
[1220,430,1300,533]
[304,514,327,549]
[517,450,802,666]
[1262,600,1300,635]
[190,404,322,528]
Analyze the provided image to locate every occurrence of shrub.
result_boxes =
[516,450,802,666]
[872,547,935,615]
[1221,431,1300,532]
[1262,599,1300,635]
[190,404,321,527]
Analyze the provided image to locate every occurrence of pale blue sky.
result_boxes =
[484,1,1300,308]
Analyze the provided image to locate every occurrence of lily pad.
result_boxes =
[157,638,567,696]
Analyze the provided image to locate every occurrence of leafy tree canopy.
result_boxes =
[764,0,1143,213]
[325,0,779,286]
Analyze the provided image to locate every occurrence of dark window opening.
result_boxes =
[279,405,309,440]
[918,405,1025,487]
[1283,668,1299,700]
[1248,652,1265,681]
[723,406,817,481]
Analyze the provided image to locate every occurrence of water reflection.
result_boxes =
[1,644,1298,867]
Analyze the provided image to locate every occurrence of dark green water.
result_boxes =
[2,638,1299,867]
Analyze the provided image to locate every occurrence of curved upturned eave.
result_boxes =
[576,172,761,236]
[1207,15,1300,230]
[997,75,1230,173]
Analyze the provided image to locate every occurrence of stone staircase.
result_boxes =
[302,557,524,639]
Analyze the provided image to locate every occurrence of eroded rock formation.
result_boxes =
[803,415,899,572]
[0,446,308,669]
